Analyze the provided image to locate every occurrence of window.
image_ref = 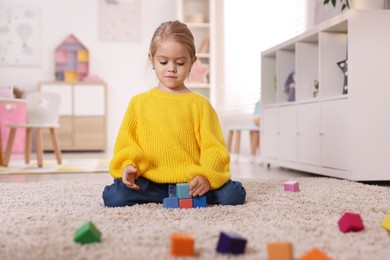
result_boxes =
[221,0,307,128]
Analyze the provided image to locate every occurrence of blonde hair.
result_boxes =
[149,20,196,60]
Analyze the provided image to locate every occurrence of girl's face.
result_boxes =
[150,40,196,93]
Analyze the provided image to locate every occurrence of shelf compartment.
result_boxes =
[319,31,348,98]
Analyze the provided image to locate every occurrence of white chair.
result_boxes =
[226,101,261,162]
[4,92,62,167]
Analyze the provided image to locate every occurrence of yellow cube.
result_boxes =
[381,213,390,231]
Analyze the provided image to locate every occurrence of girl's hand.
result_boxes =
[189,176,210,197]
[122,165,140,190]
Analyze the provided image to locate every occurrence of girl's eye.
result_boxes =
[159,61,167,65]
[177,63,185,66]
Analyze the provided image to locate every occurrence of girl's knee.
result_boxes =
[217,180,246,206]
[102,180,133,207]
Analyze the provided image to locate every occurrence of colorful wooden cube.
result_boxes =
[170,232,194,257]
[299,247,331,260]
[179,198,193,209]
[381,213,390,231]
[284,181,300,192]
[216,231,247,255]
[267,242,293,260]
[176,183,191,199]
[74,221,101,244]
[338,212,364,233]
[193,196,207,208]
[163,197,179,209]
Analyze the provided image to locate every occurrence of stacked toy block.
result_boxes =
[170,232,195,256]
[163,183,207,209]
[338,212,365,233]
[267,242,293,260]
[74,221,102,244]
[216,231,247,255]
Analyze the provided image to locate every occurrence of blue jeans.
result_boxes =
[102,177,246,207]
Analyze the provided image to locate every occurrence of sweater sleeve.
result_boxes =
[109,99,148,179]
[184,101,231,189]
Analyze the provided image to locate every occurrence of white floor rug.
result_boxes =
[0,176,389,259]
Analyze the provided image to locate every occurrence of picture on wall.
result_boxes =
[98,0,141,42]
[0,5,41,66]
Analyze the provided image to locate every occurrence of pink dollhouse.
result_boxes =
[54,34,89,82]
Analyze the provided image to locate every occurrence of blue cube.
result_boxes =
[163,197,179,208]
[216,231,247,255]
[193,196,207,208]
[176,183,191,199]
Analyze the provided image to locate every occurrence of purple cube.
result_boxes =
[216,231,247,254]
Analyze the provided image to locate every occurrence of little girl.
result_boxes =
[103,20,246,207]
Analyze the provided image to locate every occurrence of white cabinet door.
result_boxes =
[278,105,297,162]
[260,107,277,159]
[74,85,105,116]
[40,84,72,116]
[298,102,320,166]
[320,99,348,171]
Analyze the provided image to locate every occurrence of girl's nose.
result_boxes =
[168,63,177,72]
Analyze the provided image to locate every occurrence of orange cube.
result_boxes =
[267,242,293,260]
[170,233,194,257]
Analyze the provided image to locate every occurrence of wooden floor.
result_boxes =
[0,152,314,183]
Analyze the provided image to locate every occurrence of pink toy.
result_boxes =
[284,181,299,192]
[338,212,364,233]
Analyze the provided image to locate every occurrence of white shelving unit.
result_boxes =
[260,10,390,181]
[38,82,107,151]
[177,0,217,105]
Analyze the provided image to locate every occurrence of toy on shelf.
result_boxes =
[163,183,207,209]
[55,34,89,82]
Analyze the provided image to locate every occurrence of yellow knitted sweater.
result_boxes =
[109,88,231,190]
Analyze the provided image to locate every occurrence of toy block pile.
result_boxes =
[163,183,207,209]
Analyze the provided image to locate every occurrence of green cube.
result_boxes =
[74,221,102,244]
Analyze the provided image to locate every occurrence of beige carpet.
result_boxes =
[0,159,109,174]
[1,176,389,259]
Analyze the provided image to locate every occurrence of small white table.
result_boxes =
[0,98,27,166]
